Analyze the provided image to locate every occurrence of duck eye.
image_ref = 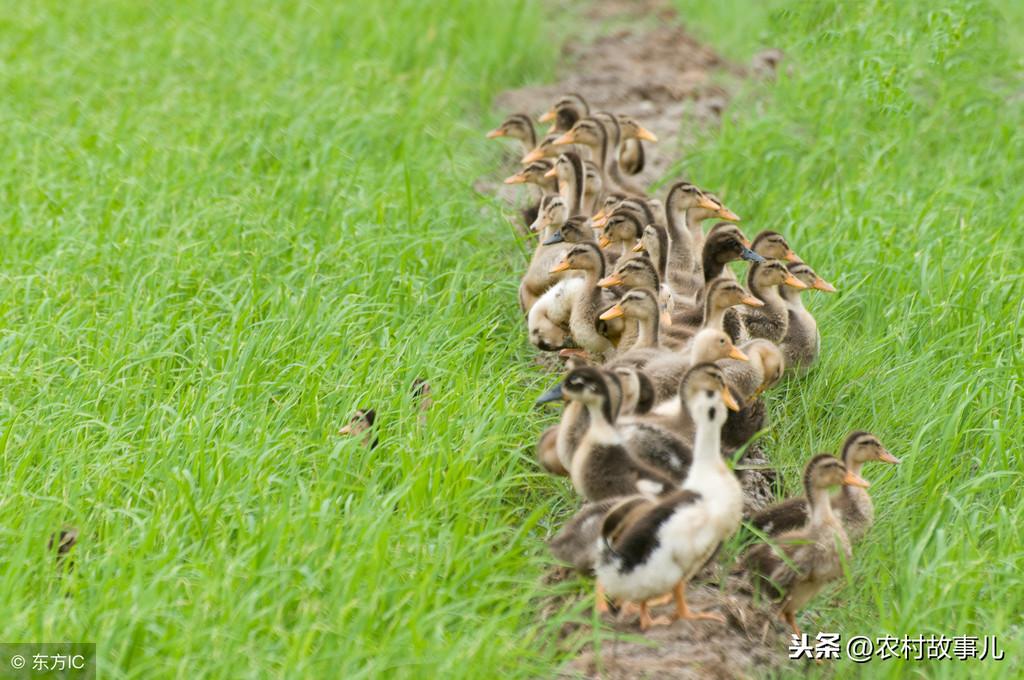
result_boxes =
[705,390,713,398]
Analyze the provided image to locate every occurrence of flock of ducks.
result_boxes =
[486,94,901,638]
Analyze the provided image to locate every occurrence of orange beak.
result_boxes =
[783,275,809,289]
[543,165,558,178]
[486,128,506,139]
[521,148,546,164]
[539,109,556,123]
[635,126,658,142]
[843,471,871,489]
[722,386,741,412]
[558,347,589,360]
[504,173,526,185]
[741,295,765,307]
[591,213,609,228]
[717,207,741,222]
[660,310,673,327]
[696,195,720,211]
[550,261,571,274]
[598,235,612,249]
[740,237,753,248]
[784,249,801,263]
[338,425,355,435]
[728,346,749,361]
[878,450,901,465]
[599,305,625,321]
[813,277,837,293]
[631,240,646,253]
[597,274,623,288]
[552,131,576,146]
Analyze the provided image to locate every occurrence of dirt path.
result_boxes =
[488,0,794,677]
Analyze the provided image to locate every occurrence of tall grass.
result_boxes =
[672,0,1024,677]
[0,1,570,677]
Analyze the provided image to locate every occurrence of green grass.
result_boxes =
[1,0,1021,678]
[672,0,1024,677]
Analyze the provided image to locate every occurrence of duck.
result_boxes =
[663,184,740,277]
[486,113,537,154]
[742,454,869,635]
[539,93,589,133]
[535,366,676,502]
[716,339,786,449]
[599,288,668,357]
[617,116,658,176]
[545,152,588,216]
[504,159,556,194]
[751,230,801,263]
[553,116,645,196]
[598,209,645,266]
[723,260,808,344]
[697,223,763,292]
[548,243,616,358]
[597,254,692,350]
[748,431,899,541]
[625,328,749,403]
[338,408,378,448]
[549,496,635,573]
[519,195,571,313]
[595,363,744,629]
[672,277,764,332]
[778,260,837,372]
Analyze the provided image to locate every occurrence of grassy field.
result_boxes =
[1,0,1021,678]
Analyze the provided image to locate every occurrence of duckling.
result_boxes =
[749,431,899,542]
[549,243,616,358]
[779,261,837,372]
[583,161,605,215]
[617,116,658,176]
[539,93,589,133]
[599,288,665,357]
[699,223,763,291]
[661,182,717,294]
[486,113,537,154]
[626,328,748,405]
[521,132,586,165]
[553,117,645,196]
[751,230,801,263]
[536,367,676,502]
[544,152,588,216]
[595,364,744,629]
[743,454,869,635]
[724,260,808,344]
[504,159,556,194]
[339,408,378,448]
[717,339,785,449]
[598,210,645,266]
[549,496,633,573]
[520,195,572,313]
[597,254,688,349]
[673,278,764,332]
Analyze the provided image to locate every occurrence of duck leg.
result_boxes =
[782,611,801,636]
[671,581,725,623]
[595,581,610,614]
[638,600,673,631]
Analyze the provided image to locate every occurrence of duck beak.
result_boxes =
[784,249,801,263]
[535,383,566,406]
[539,109,556,123]
[543,166,558,178]
[528,217,544,233]
[878,450,901,465]
[599,304,625,321]
[635,126,658,142]
[784,274,809,289]
[728,346,749,361]
[741,295,765,307]
[813,277,837,293]
[660,310,673,327]
[338,425,355,435]
[740,248,766,263]
[521,148,545,164]
[549,260,571,273]
[696,195,720,211]
[722,386,741,412]
[753,383,768,398]
[552,131,576,146]
[504,173,527,185]
[717,207,741,222]
[542,231,565,245]
[597,274,623,288]
[486,128,506,139]
[843,471,871,489]
[631,240,646,253]
[598,235,612,249]
[591,213,609,228]
[558,348,589,360]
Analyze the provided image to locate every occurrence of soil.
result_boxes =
[486,0,795,676]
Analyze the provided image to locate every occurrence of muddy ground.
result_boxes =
[487,0,798,677]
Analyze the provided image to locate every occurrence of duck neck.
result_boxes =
[685,207,711,246]
[701,295,727,329]
[779,285,806,311]
[686,411,726,487]
[633,313,659,349]
[749,276,787,316]
[808,487,841,528]
[584,400,618,441]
